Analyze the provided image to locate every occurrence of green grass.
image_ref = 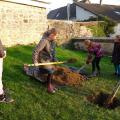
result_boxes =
[0,45,120,120]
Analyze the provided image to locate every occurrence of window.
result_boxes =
[114,11,120,15]
[56,13,60,18]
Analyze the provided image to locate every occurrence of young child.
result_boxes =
[0,40,13,102]
[24,28,58,93]
[33,28,57,93]
[84,40,104,77]
[112,35,120,77]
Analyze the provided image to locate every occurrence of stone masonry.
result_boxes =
[73,38,115,55]
[0,1,47,47]
[0,1,104,48]
[48,20,96,45]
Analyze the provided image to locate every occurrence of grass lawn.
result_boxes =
[0,45,120,120]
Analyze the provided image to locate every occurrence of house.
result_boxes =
[47,2,120,36]
[48,2,120,22]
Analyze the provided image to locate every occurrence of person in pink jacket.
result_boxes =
[84,40,104,77]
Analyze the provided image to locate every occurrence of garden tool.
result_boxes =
[77,64,88,73]
[26,58,77,67]
[77,55,93,73]
[104,80,120,107]
[76,63,92,73]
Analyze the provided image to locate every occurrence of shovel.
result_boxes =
[76,64,88,73]
[26,58,77,67]
[77,57,92,73]
[76,63,91,73]
[104,80,120,107]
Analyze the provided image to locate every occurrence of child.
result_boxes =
[112,35,120,77]
[84,40,103,77]
[0,40,13,102]
[33,28,58,93]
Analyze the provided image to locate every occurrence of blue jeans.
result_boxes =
[114,64,120,75]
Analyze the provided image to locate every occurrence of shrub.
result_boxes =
[88,24,106,37]
[100,16,117,36]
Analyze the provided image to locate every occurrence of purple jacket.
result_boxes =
[88,43,103,57]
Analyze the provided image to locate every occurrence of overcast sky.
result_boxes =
[11,0,120,10]
[48,0,120,10]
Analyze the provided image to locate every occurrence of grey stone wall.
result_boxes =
[0,1,105,49]
[48,20,99,45]
[0,1,47,46]
[73,38,115,55]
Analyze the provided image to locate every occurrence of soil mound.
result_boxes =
[53,66,86,87]
[24,65,86,87]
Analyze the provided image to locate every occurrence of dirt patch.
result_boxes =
[53,66,86,87]
[25,65,86,87]
[87,92,120,109]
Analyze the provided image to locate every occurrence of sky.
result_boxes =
[9,0,120,10]
[48,0,120,10]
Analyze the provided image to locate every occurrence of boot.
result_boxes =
[47,83,56,93]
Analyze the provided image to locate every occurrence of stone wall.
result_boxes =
[72,38,115,55]
[48,20,99,45]
[0,1,47,46]
[0,1,101,47]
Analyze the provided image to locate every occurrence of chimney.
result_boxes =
[67,3,70,21]
[100,0,102,5]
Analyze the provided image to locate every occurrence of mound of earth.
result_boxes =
[24,65,86,87]
[53,66,86,87]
